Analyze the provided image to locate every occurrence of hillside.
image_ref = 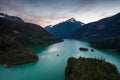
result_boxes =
[0,17,63,46]
[90,37,120,53]
[73,13,120,41]
[65,57,120,80]
[0,36,38,67]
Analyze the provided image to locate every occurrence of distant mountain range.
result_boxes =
[45,18,84,39]
[72,13,120,41]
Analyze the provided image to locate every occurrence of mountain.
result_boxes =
[0,16,63,67]
[0,13,24,23]
[45,25,52,31]
[73,13,120,41]
[45,18,84,39]
[0,17,63,46]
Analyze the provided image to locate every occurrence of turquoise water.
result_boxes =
[0,39,120,80]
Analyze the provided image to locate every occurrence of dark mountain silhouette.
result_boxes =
[45,18,84,39]
[0,13,24,23]
[72,13,120,41]
[0,17,63,46]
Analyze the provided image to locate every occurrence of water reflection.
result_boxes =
[47,47,60,52]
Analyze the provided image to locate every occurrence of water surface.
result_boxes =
[0,39,120,80]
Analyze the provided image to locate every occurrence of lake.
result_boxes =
[0,39,120,80]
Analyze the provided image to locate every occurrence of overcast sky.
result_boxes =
[0,0,120,27]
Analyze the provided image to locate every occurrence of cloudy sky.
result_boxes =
[0,0,120,27]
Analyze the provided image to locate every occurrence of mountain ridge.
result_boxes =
[45,18,84,39]
[0,13,24,23]
[72,12,120,41]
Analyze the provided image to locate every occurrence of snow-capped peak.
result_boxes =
[66,18,76,22]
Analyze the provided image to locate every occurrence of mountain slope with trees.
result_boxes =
[73,13,120,41]
[65,57,120,80]
[0,14,63,67]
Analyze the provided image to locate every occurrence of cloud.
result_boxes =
[0,0,120,27]
[99,12,110,18]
